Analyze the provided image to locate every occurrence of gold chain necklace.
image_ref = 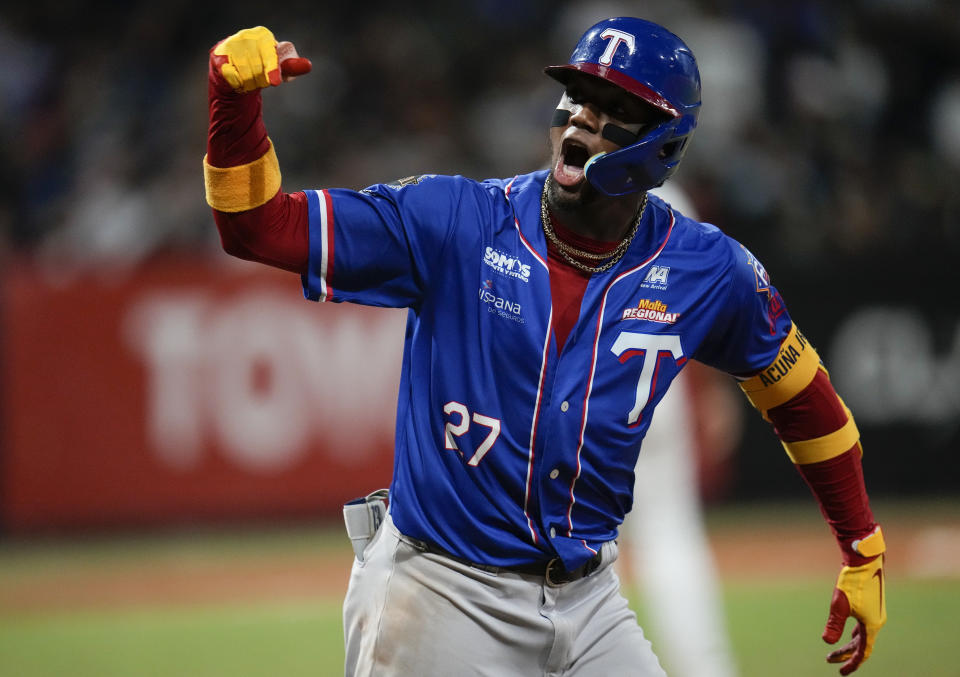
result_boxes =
[539,179,647,274]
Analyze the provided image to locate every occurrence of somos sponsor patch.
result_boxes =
[483,247,531,282]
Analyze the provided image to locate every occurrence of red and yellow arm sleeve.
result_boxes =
[204,35,308,273]
[739,323,883,566]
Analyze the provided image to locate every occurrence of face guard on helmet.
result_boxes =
[545,17,701,196]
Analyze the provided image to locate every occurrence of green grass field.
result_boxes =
[1,500,957,677]
[3,580,957,677]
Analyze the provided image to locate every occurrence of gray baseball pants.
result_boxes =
[343,513,666,676]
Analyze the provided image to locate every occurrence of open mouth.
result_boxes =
[554,139,590,188]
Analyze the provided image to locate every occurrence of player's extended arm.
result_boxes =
[204,26,313,273]
[739,324,886,675]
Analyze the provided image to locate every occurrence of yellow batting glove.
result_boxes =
[212,26,282,93]
[822,528,886,675]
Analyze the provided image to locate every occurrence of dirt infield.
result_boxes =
[2,506,957,614]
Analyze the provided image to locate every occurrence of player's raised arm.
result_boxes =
[739,328,886,675]
[203,27,313,273]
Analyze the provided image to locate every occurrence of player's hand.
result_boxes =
[822,553,886,674]
[210,26,312,94]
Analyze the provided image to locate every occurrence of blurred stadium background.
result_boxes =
[1,1,958,675]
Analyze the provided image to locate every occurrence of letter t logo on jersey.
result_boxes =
[599,28,636,65]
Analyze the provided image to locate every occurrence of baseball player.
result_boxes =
[204,18,886,676]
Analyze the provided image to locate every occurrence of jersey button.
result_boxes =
[560,401,569,412]
[549,527,557,538]
[549,469,559,479]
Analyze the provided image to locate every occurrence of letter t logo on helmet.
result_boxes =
[598,29,636,65]
[545,17,702,196]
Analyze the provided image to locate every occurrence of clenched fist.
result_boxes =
[210,26,312,94]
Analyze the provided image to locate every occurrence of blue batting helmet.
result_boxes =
[545,17,701,196]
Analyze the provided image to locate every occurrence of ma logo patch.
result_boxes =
[641,265,670,289]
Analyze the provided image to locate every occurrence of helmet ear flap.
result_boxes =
[585,120,686,196]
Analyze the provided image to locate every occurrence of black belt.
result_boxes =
[412,539,604,586]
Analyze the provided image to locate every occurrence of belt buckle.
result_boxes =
[545,551,604,587]
[544,557,568,587]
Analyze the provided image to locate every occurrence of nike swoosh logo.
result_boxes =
[873,566,883,610]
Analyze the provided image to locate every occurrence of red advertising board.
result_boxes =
[1,259,406,532]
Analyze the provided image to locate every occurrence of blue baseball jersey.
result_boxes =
[302,170,791,570]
